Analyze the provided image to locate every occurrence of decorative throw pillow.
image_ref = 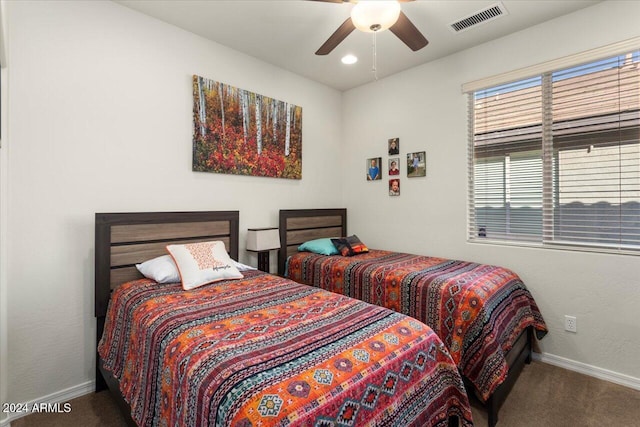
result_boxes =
[331,235,369,257]
[166,241,243,290]
[298,238,340,255]
[136,255,181,284]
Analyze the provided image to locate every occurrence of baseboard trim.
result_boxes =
[533,352,640,391]
[0,380,95,427]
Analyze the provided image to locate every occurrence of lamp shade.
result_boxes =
[246,228,281,251]
[351,1,401,33]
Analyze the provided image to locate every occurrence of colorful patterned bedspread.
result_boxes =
[98,271,473,427]
[286,250,548,401]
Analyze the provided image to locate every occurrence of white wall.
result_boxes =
[2,0,343,407]
[342,1,640,384]
[0,0,8,424]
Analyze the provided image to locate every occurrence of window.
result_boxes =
[467,47,640,254]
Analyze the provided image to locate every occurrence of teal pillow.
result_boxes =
[298,238,340,255]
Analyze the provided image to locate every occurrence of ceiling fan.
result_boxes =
[312,0,429,55]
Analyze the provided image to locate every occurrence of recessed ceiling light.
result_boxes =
[341,54,358,65]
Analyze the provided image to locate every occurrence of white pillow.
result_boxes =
[166,241,244,290]
[136,255,255,285]
[136,255,181,284]
[232,260,257,272]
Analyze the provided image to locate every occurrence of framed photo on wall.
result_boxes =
[407,151,426,177]
[367,157,382,181]
[389,178,400,196]
[388,138,399,155]
[388,158,400,176]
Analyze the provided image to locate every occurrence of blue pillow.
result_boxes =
[298,238,339,255]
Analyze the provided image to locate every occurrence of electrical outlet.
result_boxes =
[565,315,577,333]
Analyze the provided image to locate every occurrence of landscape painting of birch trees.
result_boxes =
[192,75,302,179]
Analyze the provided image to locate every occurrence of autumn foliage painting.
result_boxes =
[192,75,303,179]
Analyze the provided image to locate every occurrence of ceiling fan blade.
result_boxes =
[315,17,356,55]
[389,11,428,51]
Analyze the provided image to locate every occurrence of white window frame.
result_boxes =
[465,38,640,256]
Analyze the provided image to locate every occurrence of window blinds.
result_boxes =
[468,49,640,253]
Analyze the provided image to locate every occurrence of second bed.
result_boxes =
[279,208,548,427]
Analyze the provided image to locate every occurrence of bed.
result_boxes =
[278,208,548,427]
[95,211,473,427]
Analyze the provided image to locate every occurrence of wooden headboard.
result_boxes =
[278,209,346,275]
[95,210,239,319]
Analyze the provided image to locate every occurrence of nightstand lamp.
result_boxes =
[246,227,281,273]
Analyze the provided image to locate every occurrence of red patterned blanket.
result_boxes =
[98,271,473,426]
[286,250,547,400]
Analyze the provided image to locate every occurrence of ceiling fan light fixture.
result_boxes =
[341,54,358,65]
[350,1,401,33]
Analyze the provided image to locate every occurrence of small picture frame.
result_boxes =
[388,158,400,176]
[388,138,400,155]
[389,178,400,196]
[407,151,426,177]
[367,157,382,181]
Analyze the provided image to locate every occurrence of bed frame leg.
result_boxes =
[525,326,533,364]
[487,395,498,427]
[95,356,107,392]
[95,316,108,392]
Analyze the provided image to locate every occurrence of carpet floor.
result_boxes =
[10,361,640,426]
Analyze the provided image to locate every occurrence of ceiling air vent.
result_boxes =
[449,2,508,33]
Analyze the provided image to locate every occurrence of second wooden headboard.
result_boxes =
[278,209,346,275]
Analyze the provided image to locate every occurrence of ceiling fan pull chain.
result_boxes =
[372,30,378,81]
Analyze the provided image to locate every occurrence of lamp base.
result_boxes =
[257,251,270,273]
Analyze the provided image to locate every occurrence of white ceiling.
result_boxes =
[115,0,601,91]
